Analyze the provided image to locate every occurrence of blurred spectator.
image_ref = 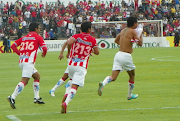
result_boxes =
[17,29,22,39]
[174,31,180,46]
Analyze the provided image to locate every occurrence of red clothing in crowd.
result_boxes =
[31,11,37,17]
[16,9,21,16]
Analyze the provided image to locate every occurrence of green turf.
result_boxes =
[0,47,180,121]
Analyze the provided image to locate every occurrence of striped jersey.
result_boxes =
[13,32,46,63]
[68,32,98,69]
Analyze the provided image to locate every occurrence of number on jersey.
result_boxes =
[74,43,91,56]
[20,42,34,51]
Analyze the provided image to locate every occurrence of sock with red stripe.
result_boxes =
[128,80,134,97]
[51,78,65,92]
[33,80,40,99]
[65,87,77,106]
[102,76,112,86]
[11,81,25,99]
[65,79,72,94]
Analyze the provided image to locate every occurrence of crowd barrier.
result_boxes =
[0,37,173,53]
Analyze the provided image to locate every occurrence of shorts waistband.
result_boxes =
[119,51,131,55]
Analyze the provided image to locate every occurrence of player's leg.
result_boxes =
[61,84,78,113]
[98,70,120,96]
[7,63,32,109]
[62,78,72,103]
[61,66,86,113]
[127,69,138,100]
[32,69,45,104]
[49,68,69,97]
[98,52,122,96]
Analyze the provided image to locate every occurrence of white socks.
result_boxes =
[128,81,134,97]
[65,88,77,105]
[11,81,25,99]
[65,79,72,94]
[102,76,112,86]
[33,80,40,99]
[51,78,65,91]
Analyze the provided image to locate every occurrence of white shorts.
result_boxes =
[112,51,136,71]
[19,62,37,78]
[64,59,70,74]
[68,65,87,87]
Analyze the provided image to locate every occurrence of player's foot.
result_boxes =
[62,94,68,103]
[61,102,67,113]
[127,94,138,100]
[34,98,45,104]
[7,96,16,109]
[98,82,104,96]
[49,90,55,97]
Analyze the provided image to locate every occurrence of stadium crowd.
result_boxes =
[0,0,179,40]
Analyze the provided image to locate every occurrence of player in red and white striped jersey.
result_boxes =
[61,22,99,113]
[7,22,47,109]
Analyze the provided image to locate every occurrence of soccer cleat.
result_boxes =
[127,94,138,100]
[98,82,104,96]
[49,90,55,97]
[62,94,68,103]
[7,96,16,109]
[34,98,45,104]
[61,102,67,113]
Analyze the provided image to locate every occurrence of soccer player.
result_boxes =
[7,22,48,109]
[61,22,99,113]
[97,17,143,100]
[49,41,72,99]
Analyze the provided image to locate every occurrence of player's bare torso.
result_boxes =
[119,28,135,54]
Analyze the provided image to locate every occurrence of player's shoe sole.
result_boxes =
[127,94,138,100]
[7,96,16,109]
[61,102,67,113]
[34,98,45,104]
[98,82,104,96]
[62,94,68,103]
[49,90,55,97]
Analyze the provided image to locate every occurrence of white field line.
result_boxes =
[6,115,21,121]
[151,56,180,61]
[6,106,180,121]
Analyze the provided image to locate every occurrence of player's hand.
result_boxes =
[58,54,64,60]
[90,53,94,56]
[66,53,69,58]
[41,53,45,58]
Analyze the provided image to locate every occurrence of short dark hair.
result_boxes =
[29,22,39,31]
[81,22,92,32]
[127,17,137,27]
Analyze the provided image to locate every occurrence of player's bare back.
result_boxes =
[118,28,137,54]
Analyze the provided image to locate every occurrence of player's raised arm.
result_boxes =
[132,30,143,46]
[114,33,120,45]
[59,41,68,60]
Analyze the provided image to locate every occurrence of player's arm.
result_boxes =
[114,33,120,45]
[41,45,47,58]
[58,41,68,60]
[93,46,99,55]
[11,38,22,55]
[39,36,47,58]
[67,37,76,54]
[132,30,143,46]
[11,42,20,55]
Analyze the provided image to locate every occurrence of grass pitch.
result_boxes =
[0,47,180,121]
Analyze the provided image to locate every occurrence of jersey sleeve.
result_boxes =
[14,38,22,47]
[92,37,98,48]
[38,35,46,48]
